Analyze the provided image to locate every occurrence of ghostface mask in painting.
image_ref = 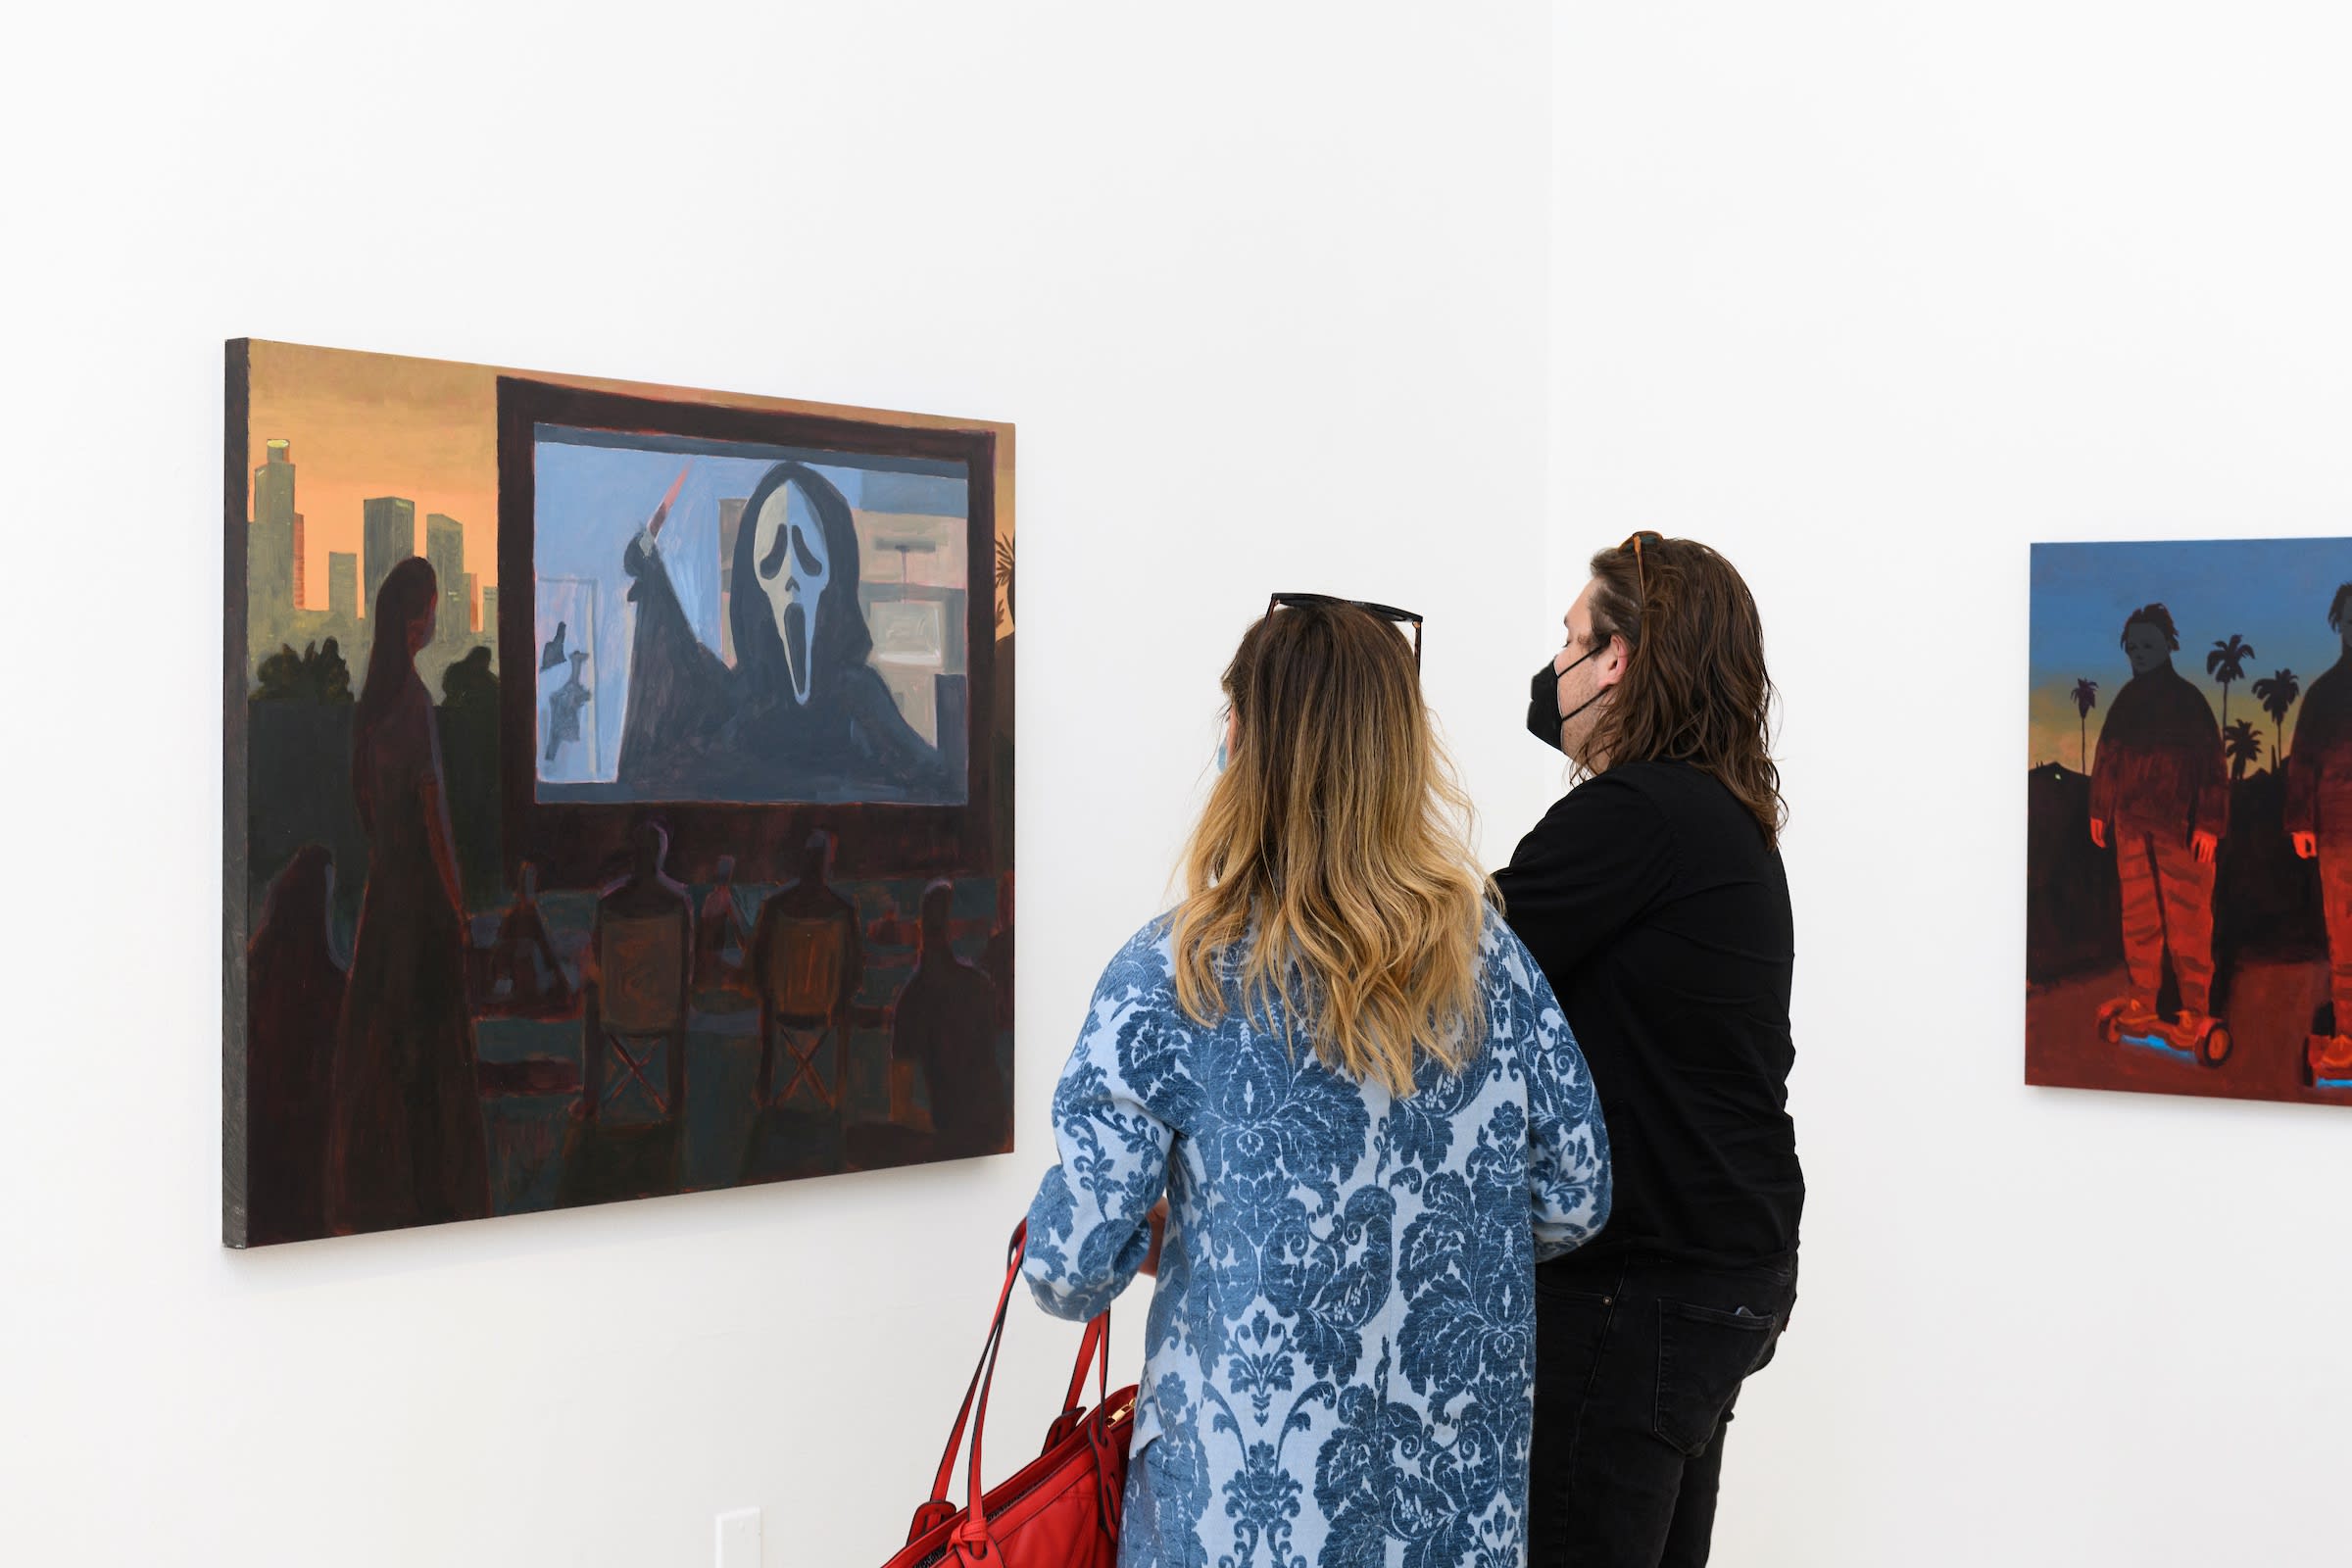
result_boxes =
[617,456,955,804]
[756,481,830,706]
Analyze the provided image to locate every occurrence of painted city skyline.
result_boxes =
[239,340,1017,702]
[240,432,496,698]
[245,340,502,618]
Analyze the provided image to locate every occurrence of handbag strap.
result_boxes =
[938,1222,1119,1562]
[1060,1309,1112,1413]
[926,1222,1029,1508]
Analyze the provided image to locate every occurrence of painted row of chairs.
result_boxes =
[583,901,856,1128]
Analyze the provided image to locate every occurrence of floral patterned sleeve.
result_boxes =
[1508,929,1612,1261]
[1022,932,1184,1322]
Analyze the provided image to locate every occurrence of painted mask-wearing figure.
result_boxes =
[2087,601,2232,1061]
[2286,583,2352,1083]
[615,461,954,803]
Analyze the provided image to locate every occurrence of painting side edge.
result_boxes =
[222,339,252,1247]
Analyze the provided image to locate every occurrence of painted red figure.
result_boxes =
[2088,602,2230,1054]
[2285,582,2352,1081]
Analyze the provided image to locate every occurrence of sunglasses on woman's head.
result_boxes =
[1266,592,1425,669]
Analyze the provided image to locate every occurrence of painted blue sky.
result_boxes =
[2029,537,2352,769]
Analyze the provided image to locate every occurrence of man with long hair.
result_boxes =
[1019,598,1611,1568]
[2286,583,2352,1081]
[1500,533,1801,1566]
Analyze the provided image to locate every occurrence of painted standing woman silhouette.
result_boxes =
[324,557,491,1233]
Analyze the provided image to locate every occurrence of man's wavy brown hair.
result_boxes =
[1171,601,1494,1098]
[1578,536,1786,847]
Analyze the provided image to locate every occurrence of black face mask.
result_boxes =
[1527,647,1604,753]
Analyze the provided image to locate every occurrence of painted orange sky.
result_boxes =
[241,340,1017,630]
[247,341,503,615]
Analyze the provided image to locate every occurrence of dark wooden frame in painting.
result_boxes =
[494,377,1001,890]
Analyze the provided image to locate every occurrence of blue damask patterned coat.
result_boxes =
[1024,913,1611,1568]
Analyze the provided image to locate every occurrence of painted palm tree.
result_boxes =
[2069,678,2098,772]
[995,533,1015,628]
[2252,667,2301,761]
[2224,718,2263,782]
[2208,633,2255,728]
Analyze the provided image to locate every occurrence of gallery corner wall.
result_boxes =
[3,5,1556,1566]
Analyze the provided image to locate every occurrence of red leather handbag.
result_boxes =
[883,1222,1137,1568]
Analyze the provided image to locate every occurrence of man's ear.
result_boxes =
[1599,634,1634,689]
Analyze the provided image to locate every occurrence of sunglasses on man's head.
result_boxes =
[1266,591,1425,669]
[1620,531,1663,603]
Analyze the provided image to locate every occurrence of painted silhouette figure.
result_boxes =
[539,620,570,674]
[614,461,952,803]
[583,822,694,1121]
[544,651,591,763]
[246,845,346,1245]
[2088,602,2230,1041]
[2286,582,2352,1076]
[890,879,1007,1158]
[695,854,751,994]
[325,557,491,1234]
[751,830,864,1106]
[487,860,570,1013]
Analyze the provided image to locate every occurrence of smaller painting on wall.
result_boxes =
[2028,536,2352,1106]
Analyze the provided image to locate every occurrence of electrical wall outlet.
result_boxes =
[716,1506,760,1568]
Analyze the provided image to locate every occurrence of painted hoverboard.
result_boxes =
[2301,1036,2352,1091]
[2095,998,2232,1068]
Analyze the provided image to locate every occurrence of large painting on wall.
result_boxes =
[2028,537,2351,1105]
[224,341,1016,1246]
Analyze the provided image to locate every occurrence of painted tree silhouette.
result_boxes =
[2208,633,2254,728]
[2252,667,2301,761]
[254,638,353,704]
[2070,678,2098,772]
[2224,718,2263,782]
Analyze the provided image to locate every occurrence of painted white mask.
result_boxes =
[755,481,829,705]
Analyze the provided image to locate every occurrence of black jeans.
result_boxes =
[1529,1250,1797,1567]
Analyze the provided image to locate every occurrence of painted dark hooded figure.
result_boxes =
[615,461,953,803]
[246,844,345,1244]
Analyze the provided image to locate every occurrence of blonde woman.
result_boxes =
[1024,595,1611,1567]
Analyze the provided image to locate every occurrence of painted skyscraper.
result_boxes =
[327,552,358,622]
[425,514,466,646]
[248,439,297,615]
[363,496,416,618]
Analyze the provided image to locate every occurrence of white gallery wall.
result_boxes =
[1554,6,2352,1567]
[0,4,1556,1566]
[12,3,2352,1566]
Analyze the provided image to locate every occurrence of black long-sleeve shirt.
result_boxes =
[1495,760,1803,1270]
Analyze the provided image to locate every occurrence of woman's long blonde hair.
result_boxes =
[1170,600,1496,1097]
